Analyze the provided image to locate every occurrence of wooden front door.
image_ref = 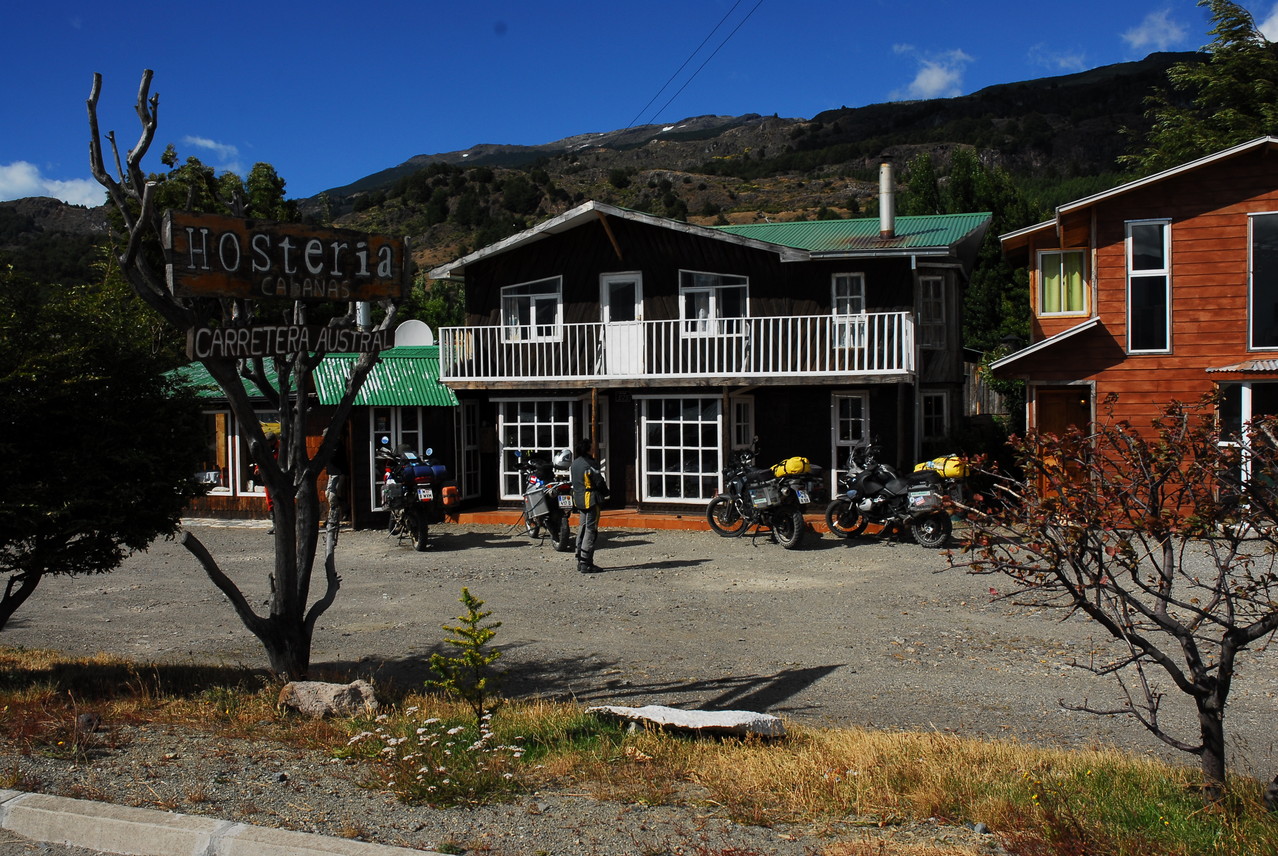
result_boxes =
[1034,386,1091,496]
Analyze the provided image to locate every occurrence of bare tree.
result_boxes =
[87,70,402,679]
[953,395,1278,799]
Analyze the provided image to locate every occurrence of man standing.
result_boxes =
[570,437,609,573]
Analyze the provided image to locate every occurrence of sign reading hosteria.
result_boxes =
[187,324,390,359]
[163,211,408,301]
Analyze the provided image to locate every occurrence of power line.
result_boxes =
[622,0,762,133]
[643,0,765,128]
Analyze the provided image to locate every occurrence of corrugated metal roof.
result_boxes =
[313,346,458,407]
[1206,358,1278,374]
[171,361,280,400]
[715,213,992,255]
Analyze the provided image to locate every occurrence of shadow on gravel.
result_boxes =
[323,649,841,718]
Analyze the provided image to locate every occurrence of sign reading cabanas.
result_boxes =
[163,211,408,301]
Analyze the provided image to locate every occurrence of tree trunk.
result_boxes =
[0,571,42,631]
[1197,695,1228,799]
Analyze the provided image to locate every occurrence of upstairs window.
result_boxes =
[1127,220,1171,353]
[918,276,946,349]
[679,270,747,336]
[1039,249,1088,315]
[502,277,562,342]
[1251,212,1278,349]
[832,273,866,348]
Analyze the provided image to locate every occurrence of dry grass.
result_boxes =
[2,647,1276,856]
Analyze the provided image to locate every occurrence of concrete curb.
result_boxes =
[0,790,446,856]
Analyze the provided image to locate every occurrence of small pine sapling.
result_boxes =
[427,588,503,722]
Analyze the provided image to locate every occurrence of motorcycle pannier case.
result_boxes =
[524,489,551,519]
[772,456,811,477]
[382,482,407,509]
[748,482,782,508]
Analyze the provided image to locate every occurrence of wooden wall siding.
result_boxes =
[1023,149,1278,427]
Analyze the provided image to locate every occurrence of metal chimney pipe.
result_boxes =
[879,159,895,239]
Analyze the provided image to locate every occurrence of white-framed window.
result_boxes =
[832,272,867,348]
[730,394,755,449]
[496,398,575,499]
[639,396,721,503]
[456,400,482,500]
[918,275,946,349]
[922,391,949,441]
[1127,219,1171,353]
[1038,249,1088,316]
[831,393,870,477]
[679,270,747,336]
[501,276,562,342]
[197,410,278,496]
[371,406,428,509]
[1249,212,1278,349]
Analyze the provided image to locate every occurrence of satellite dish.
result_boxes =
[394,319,434,346]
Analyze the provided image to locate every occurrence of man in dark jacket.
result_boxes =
[570,437,609,573]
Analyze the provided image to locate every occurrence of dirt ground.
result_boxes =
[5,518,1276,780]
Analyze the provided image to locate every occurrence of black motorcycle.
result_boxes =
[515,449,574,552]
[379,444,451,551]
[706,444,819,550]
[824,445,953,548]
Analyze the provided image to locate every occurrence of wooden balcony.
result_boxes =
[439,312,915,388]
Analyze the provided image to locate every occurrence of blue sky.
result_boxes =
[3,1,1275,207]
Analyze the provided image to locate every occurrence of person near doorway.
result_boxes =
[570,437,609,573]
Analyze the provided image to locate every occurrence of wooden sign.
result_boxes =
[163,211,409,301]
[186,324,391,359]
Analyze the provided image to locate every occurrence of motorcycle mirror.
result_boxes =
[424,447,434,456]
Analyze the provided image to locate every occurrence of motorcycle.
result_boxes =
[705,443,821,550]
[823,445,959,548]
[515,448,575,552]
[379,444,455,551]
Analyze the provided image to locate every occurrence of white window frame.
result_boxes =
[918,275,946,350]
[1126,219,1172,354]
[198,409,277,497]
[1038,249,1089,316]
[730,394,755,450]
[831,392,870,479]
[638,395,722,503]
[501,276,563,343]
[832,272,867,348]
[370,406,428,510]
[1248,212,1278,350]
[495,397,576,500]
[921,391,949,441]
[678,270,748,337]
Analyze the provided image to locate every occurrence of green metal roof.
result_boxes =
[171,361,280,400]
[173,346,457,408]
[714,212,992,255]
[313,346,458,407]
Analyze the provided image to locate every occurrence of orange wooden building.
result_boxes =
[993,136,1278,436]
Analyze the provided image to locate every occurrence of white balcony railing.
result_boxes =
[439,312,914,383]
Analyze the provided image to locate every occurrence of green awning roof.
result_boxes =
[313,346,458,407]
[715,212,992,255]
[173,346,457,408]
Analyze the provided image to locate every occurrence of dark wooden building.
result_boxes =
[429,187,990,511]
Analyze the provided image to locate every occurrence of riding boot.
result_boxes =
[578,549,598,573]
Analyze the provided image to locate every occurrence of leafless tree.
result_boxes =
[953,395,1278,799]
[87,70,401,679]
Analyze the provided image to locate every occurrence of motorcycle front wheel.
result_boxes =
[911,512,952,549]
[773,506,807,550]
[706,495,747,537]
[552,511,574,552]
[824,497,868,538]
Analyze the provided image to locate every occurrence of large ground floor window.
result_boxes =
[639,396,721,503]
[497,398,575,499]
[197,410,278,496]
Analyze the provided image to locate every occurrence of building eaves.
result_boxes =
[989,317,1102,374]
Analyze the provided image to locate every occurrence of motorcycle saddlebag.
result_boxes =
[771,456,811,477]
[382,481,407,509]
[524,488,551,519]
[748,482,781,508]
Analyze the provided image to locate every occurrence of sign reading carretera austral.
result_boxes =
[163,211,408,301]
[187,324,391,359]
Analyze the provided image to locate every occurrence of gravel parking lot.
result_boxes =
[4,519,1276,779]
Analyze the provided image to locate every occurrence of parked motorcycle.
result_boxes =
[824,445,958,548]
[515,448,574,552]
[706,443,821,550]
[379,444,456,551]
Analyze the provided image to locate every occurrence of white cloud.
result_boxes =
[1257,3,1278,41]
[1027,43,1088,72]
[181,135,244,176]
[1122,8,1189,52]
[890,47,973,100]
[0,161,103,206]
